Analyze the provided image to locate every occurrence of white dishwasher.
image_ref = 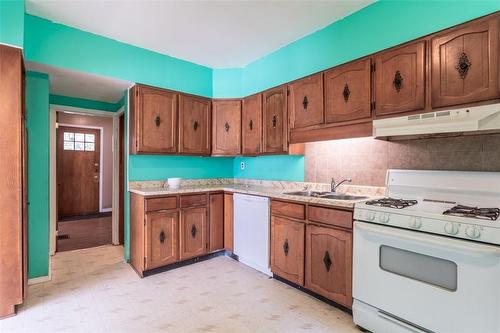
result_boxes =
[233,193,271,276]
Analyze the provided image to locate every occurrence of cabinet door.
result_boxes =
[242,94,262,155]
[132,85,177,154]
[212,100,241,155]
[145,211,178,270]
[431,18,499,108]
[262,86,288,154]
[324,58,372,123]
[223,193,234,251]
[179,94,211,155]
[375,41,425,117]
[288,73,324,129]
[209,193,224,252]
[305,224,352,308]
[180,207,208,260]
[271,216,305,286]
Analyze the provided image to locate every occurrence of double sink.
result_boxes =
[283,190,368,201]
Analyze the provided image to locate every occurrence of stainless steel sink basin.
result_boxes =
[284,191,368,200]
[320,194,368,200]
[283,191,330,197]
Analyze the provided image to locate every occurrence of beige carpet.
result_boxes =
[1,245,359,333]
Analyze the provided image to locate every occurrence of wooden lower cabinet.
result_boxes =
[130,192,221,276]
[305,224,352,308]
[209,193,224,251]
[224,193,234,251]
[270,216,305,285]
[180,207,208,260]
[145,211,178,269]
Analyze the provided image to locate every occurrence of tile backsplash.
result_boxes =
[305,134,500,186]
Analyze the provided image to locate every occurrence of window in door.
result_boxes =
[63,131,95,151]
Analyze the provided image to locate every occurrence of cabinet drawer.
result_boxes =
[145,196,177,212]
[308,206,352,229]
[180,194,208,208]
[271,200,305,220]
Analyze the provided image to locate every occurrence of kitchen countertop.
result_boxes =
[129,184,380,210]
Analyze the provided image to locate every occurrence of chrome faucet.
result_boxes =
[331,178,352,192]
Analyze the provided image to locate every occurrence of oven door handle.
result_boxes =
[355,221,500,257]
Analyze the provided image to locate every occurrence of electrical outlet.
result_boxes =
[240,162,245,170]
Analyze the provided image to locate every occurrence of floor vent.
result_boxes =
[57,234,70,240]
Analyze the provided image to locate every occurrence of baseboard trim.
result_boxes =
[100,208,112,213]
[28,275,51,285]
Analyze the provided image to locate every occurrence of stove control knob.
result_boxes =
[379,213,390,223]
[465,226,481,239]
[444,223,459,235]
[409,217,422,229]
[365,212,375,221]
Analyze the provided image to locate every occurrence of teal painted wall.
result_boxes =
[129,156,234,181]
[233,156,304,181]
[212,68,243,98]
[24,14,212,97]
[50,94,123,112]
[0,0,24,47]
[25,71,50,279]
[212,1,500,97]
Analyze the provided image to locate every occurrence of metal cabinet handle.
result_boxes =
[343,83,350,102]
[155,116,161,127]
[159,230,166,243]
[272,115,277,128]
[393,70,403,92]
[193,121,199,131]
[302,96,309,110]
[456,52,471,79]
[224,122,230,132]
[191,224,197,238]
[249,119,253,130]
[283,239,289,256]
[323,251,332,272]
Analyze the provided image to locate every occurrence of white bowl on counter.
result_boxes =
[167,177,181,189]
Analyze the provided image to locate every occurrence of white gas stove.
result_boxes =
[352,170,500,333]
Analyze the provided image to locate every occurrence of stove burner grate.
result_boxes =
[365,198,418,209]
[443,205,499,221]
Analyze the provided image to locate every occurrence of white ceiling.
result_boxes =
[26,61,133,103]
[25,0,374,68]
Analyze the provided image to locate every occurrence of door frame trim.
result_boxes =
[57,123,105,213]
[49,104,124,258]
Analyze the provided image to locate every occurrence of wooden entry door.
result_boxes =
[57,126,100,218]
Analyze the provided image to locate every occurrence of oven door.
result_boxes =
[353,221,500,333]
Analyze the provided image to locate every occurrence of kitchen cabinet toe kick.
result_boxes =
[141,250,227,277]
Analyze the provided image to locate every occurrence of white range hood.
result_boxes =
[373,103,500,139]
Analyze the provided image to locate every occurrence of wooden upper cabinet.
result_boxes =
[145,211,178,270]
[288,73,324,129]
[242,94,263,155]
[431,17,499,108]
[262,86,288,154]
[375,41,426,117]
[305,224,352,308]
[179,207,208,260]
[129,85,178,154]
[212,100,241,156]
[179,94,211,155]
[324,58,372,123]
[271,216,305,286]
